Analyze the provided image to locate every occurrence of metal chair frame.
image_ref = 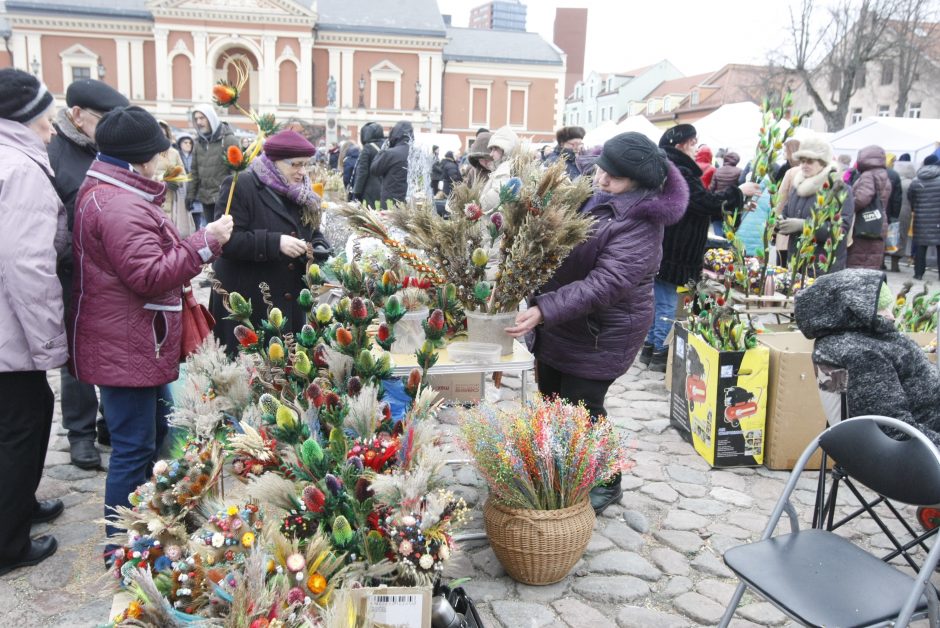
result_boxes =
[719,416,940,628]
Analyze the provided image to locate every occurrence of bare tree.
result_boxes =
[782,0,899,131]
[891,0,940,116]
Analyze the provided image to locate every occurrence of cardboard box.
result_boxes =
[669,324,769,467]
[758,332,829,470]
[428,372,482,403]
[759,331,937,470]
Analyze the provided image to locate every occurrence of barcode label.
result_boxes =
[371,595,418,604]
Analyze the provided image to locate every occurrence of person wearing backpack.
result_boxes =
[846,145,892,270]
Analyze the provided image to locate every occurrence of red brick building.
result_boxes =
[0,0,565,147]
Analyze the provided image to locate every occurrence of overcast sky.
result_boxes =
[437,0,798,77]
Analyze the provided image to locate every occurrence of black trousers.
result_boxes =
[536,360,614,421]
[914,244,940,278]
[0,371,53,563]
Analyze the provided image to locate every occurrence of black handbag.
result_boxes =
[853,178,885,240]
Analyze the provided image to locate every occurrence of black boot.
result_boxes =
[638,343,653,366]
[648,350,668,373]
[890,255,901,272]
[590,472,623,515]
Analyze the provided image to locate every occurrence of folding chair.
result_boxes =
[719,415,940,628]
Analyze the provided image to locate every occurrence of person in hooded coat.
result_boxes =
[542,126,585,181]
[710,151,742,193]
[351,122,384,207]
[341,142,360,191]
[371,120,413,206]
[480,126,519,212]
[907,154,940,280]
[892,154,916,270]
[846,145,892,270]
[440,150,462,197]
[185,103,238,223]
[507,132,689,514]
[794,268,940,447]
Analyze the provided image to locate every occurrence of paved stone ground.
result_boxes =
[1,261,937,627]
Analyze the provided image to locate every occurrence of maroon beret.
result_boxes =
[263,130,316,161]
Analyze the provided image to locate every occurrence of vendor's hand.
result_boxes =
[280,234,307,258]
[776,217,805,235]
[505,306,543,338]
[164,180,180,193]
[206,215,233,245]
[739,181,761,197]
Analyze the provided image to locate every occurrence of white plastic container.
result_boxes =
[465,310,517,355]
[447,342,502,364]
[390,307,429,355]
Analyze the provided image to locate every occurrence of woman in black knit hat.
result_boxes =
[67,106,234,562]
[0,68,65,575]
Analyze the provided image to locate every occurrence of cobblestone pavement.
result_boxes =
[1,262,937,627]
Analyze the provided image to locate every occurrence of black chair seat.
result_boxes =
[724,529,927,627]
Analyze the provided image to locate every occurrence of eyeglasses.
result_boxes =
[83,108,103,120]
[798,157,817,164]
[285,160,313,170]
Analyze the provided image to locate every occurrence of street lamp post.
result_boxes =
[414,79,421,111]
[30,56,40,75]
[97,57,106,79]
[358,74,365,109]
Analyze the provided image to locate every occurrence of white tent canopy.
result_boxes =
[582,115,661,148]
[829,117,940,164]
[692,102,764,164]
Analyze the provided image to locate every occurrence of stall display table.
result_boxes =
[390,340,535,403]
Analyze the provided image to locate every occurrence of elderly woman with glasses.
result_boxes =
[775,133,854,275]
[210,130,332,354]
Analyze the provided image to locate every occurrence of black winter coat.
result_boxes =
[209,171,329,354]
[48,115,96,286]
[908,164,940,246]
[795,268,940,447]
[887,168,903,220]
[343,146,360,189]
[658,146,744,285]
[371,121,413,206]
[440,157,462,196]
[353,143,382,207]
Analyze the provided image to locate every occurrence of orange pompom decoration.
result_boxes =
[312,182,324,197]
[227,145,244,167]
[335,326,353,347]
[212,83,237,106]
[307,571,327,595]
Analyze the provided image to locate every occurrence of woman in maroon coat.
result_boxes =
[507,132,688,513]
[846,145,892,269]
[69,107,233,557]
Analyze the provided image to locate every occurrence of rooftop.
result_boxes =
[317,0,447,37]
[645,71,715,99]
[443,26,563,65]
[3,0,151,19]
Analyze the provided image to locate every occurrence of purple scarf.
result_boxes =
[249,154,321,226]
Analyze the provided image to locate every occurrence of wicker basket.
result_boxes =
[483,497,595,585]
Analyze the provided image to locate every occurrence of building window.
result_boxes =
[587,110,592,124]
[506,81,529,129]
[690,90,699,105]
[908,102,922,118]
[647,100,655,115]
[877,104,890,117]
[855,66,866,89]
[600,108,606,122]
[589,85,593,98]
[881,60,894,85]
[470,87,489,126]
[851,107,863,124]
[72,66,91,82]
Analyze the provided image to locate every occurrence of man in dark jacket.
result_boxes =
[907,154,940,280]
[543,126,585,181]
[440,150,462,196]
[351,122,383,207]
[186,103,237,222]
[795,268,940,446]
[371,120,413,206]
[342,143,360,192]
[642,124,760,371]
[47,78,128,469]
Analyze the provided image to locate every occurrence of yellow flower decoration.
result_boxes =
[241,532,255,548]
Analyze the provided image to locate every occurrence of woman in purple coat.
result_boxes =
[507,132,688,513]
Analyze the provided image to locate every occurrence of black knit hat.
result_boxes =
[659,123,697,148]
[0,68,54,123]
[595,132,668,189]
[95,106,171,164]
[65,79,128,112]
[556,126,586,144]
